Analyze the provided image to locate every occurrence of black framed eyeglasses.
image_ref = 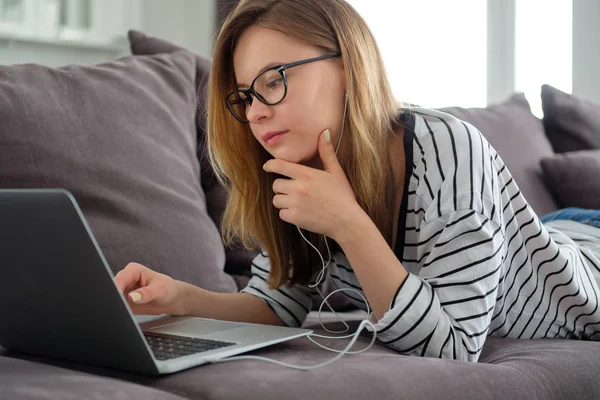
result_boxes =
[226,52,342,123]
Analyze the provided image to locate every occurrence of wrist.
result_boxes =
[172,280,192,316]
[172,280,215,317]
[332,205,372,247]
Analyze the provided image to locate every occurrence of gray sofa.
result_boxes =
[1,30,600,400]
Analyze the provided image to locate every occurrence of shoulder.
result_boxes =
[404,107,502,222]
[407,107,491,160]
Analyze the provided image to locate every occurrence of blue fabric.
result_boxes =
[540,207,600,228]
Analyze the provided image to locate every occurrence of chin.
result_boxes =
[270,148,316,165]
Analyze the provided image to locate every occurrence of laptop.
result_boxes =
[0,188,311,375]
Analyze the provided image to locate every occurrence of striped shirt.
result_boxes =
[241,107,600,362]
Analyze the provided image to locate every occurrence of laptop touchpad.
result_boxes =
[149,319,242,337]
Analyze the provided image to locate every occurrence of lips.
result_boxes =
[261,130,288,143]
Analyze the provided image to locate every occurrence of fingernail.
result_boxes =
[323,129,331,142]
[262,163,267,170]
[129,292,142,303]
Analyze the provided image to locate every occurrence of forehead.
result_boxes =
[232,25,317,85]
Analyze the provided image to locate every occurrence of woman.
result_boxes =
[115,0,600,362]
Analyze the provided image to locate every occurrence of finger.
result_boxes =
[318,128,342,174]
[127,280,168,305]
[263,159,312,179]
[114,262,145,294]
[272,193,291,209]
[272,177,294,194]
[278,208,293,223]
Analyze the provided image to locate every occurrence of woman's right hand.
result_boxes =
[114,262,184,316]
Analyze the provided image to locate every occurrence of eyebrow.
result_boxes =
[236,61,285,88]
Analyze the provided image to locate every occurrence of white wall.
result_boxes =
[0,0,216,67]
[140,0,215,59]
[0,35,122,67]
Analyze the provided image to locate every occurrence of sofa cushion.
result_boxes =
[0,356,187,400]
[541,149,600,210]
[127,29,215,191]
[0,51,236,293]
[442,93,559,216]
[541,84,600,153]
[3,311,599,400]
[128,29,258,279]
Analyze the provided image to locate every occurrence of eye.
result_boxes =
[229,92,252,105]
[267,77,283,89]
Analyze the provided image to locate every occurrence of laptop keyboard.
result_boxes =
[144,332,237,361]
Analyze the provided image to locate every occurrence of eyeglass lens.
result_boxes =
[228,69,286,121]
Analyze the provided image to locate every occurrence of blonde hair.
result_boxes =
[206,0,405,289]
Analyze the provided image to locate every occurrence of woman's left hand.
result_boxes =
[263,129,363,240]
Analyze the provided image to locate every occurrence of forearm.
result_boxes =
[335,208,503,361]
[334,208,408,321]
[175,281,285,326]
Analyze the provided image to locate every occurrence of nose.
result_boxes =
[246,98,273,124]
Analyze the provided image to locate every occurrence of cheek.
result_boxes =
[285,110,322,140]
[297,82,342,128]
[288,97,332,133]
[249,127,262,143]
[272,98,321,136]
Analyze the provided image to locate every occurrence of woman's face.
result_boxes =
[232,25,346,169]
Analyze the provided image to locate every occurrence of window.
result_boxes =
[346,0,576,114]
[0,0,25,33]
[58,0,92,41]
[0,0,24,23]
[346,0,488,108]
[0,0,140,47]
[515,0,572,117]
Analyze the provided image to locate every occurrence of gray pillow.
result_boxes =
[127,29,260,280]
[541,149,600,210]
[442,93,559,216]
[127,29,215,192]
[0,51,237,293]
[541,84,600,153]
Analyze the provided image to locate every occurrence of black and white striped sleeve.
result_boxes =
[239,252,315,328]
[369,209,505,361]
[368,111,506,361]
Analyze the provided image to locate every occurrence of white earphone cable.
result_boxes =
[211,92,377,370]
